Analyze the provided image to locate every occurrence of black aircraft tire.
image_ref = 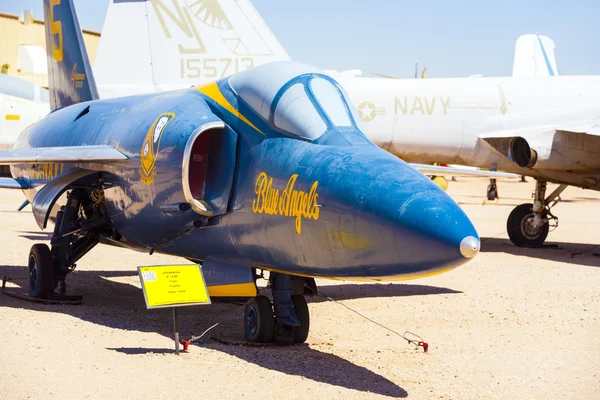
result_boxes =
[291,295,310,344]
[507,203,549,247]
[28,244,56,299]
[244,295,275,343]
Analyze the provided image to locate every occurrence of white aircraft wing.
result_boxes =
[479,120,600,170]
[557,120,600,136]
[411,163,519,178]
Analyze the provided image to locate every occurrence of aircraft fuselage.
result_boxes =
[342,75,600,189]
[11,70,479,281]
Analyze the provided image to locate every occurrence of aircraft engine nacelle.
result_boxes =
[104,115,238,250]
[509,137,538,168]
[481,135,539,169]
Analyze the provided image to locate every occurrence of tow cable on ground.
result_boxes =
[179,322,219,351]
[318,291,429,353]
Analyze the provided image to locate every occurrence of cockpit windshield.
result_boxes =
[229,62,361,140]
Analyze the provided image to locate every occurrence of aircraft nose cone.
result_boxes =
[385,187,480,273]
[460,236,480,258]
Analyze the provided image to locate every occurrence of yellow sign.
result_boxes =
[140,112,176,185]
[252,172,320,234]
[138,265,211,308]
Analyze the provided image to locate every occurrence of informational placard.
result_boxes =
[138,265,211,309]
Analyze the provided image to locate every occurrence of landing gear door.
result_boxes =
[183,122,238,217]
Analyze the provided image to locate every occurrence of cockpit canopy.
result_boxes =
[228,62,363,141]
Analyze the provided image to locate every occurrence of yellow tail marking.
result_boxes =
[5,114,20,121]
[196,82,264,135]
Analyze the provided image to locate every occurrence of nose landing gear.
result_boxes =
[507,180,567,247]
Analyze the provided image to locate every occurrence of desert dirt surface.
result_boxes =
[0,178,599,400]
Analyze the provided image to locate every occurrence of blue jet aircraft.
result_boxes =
[0,0,480,344]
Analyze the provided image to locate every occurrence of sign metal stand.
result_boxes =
[173,307,180,355]
[138,264,211,355]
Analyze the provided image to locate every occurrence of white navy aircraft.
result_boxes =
[72,1,600,247]
[0,75,49,175]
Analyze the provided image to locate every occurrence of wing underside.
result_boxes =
[411,163,519,178]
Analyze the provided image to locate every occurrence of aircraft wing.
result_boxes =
[0,177,28,189]
[0,145,127,164]
[479,120,600,170]
[411,163,519,178]
[557,120,600,136]
[0,145,128,190]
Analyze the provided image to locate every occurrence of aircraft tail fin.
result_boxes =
[513,34,559,77]
[43,0,99,111]
[95,0,291,98]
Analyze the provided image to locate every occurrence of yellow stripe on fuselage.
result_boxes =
[260,266,457,282]
[5,114,20,121]
[196,83,264,135]
[208,282,258,297]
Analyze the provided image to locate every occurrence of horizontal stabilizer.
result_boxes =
[412,163,519,178]
[0,177,28,189]
[0,145,127,165]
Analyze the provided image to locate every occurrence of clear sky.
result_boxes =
[1,0,598,78]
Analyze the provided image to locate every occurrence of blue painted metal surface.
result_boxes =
[43,0,98,111]
[8,1,480,283]
[537,34,556,77]
[11,61,479,281]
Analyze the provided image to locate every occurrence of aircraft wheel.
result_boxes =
[431,176,448,191]
[28,244,56,299]
[507,203,549,247]
[244,295,275,343]
[291,295,310,343]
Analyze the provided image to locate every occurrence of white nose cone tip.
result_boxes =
[460,236,480,259]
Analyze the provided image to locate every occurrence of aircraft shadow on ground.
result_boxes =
[481,237,600,268]
[0,265,460,397]
[212,343,408,398]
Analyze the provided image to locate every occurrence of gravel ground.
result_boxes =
[0,178,598,400]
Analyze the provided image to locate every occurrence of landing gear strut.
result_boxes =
[28,186,111,298]
[507,180,567,247]
[487,178,499,201]
[244,273,315,344]
[487,163,500,200]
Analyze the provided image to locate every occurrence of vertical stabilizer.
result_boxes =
[513,34,559,77]
[95,0,291,98]
[43,0,99,111]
